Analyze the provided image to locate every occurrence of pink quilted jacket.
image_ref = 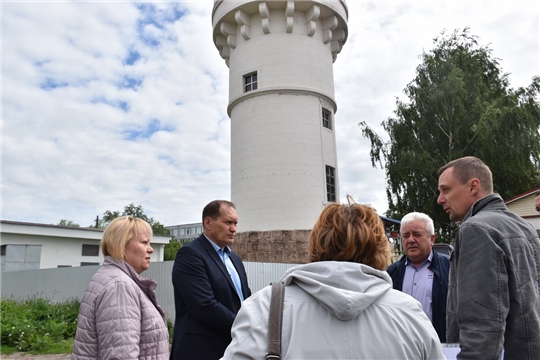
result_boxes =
[72,256,169,359]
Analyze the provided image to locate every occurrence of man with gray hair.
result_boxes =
[387,212,450,342]
[438,156,540,359]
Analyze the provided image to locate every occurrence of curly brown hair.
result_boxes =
[308,196,390,270]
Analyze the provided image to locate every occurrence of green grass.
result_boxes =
[1,297,174,355]
[0,298,79,354]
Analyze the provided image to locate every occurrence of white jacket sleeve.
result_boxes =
[222,287,272,360]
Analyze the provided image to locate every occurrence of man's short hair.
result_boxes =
[438,156,493,193]
[202,200,236,225]
[401,212,435,235]
[535,190,540,198]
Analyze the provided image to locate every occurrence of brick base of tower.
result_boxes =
[232,230,311,264]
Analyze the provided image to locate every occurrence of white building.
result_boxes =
[0,220,169,272]
[212,0,348,232]
[505,187,540,230]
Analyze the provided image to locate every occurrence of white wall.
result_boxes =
[1,260,301,322]
[0,222,169,270]
[506,193,540,230]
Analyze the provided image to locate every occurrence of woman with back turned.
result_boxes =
[72,216,169,359]
[222,196,445,359]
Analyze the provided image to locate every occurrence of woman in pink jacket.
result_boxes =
[72,216,169,359]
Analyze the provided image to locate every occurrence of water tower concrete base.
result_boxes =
[232,230,311,264]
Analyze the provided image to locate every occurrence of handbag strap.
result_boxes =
[266,282,285,360]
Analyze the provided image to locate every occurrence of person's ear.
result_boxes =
[469,178,480,196]
[203,216,212,230]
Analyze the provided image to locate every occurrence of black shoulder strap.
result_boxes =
[266,282,285,360]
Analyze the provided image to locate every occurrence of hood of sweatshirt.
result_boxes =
[280,261,392,321]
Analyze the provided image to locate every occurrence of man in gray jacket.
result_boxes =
[437,156,540,360]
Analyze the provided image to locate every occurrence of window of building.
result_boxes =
[58,265,72,268]
[81,244,99,257]
[322,109,332,129]
[244,72,258,92]
[179,228,185,235]
[326,165,336,202]
[0,245,6,256]
[81,262,100,266]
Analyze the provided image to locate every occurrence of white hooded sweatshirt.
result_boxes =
[222,261,446,360]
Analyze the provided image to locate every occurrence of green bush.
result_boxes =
[0,297,80,353]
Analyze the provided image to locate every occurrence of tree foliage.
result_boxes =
[57,219,80,227]
[91,203,171,237]
[164,240,182,261]
[360,28,540,240]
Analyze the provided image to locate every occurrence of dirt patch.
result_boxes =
[1,353,71,359]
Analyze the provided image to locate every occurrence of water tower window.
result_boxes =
[244,72,258,92]
[322,109,332,129]
[326,165,336,202]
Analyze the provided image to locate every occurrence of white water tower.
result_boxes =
[212,0,348,232]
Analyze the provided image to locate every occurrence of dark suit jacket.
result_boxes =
[170,234,251,360]
[387,250,450,343]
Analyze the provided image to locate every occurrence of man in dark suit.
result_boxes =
[170,200,251,360]
[387,212,450,343]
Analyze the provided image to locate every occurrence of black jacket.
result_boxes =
[170,235,251,360]
[387,249,450,343]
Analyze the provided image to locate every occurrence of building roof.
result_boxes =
[504,187,540,205]
[1,220,103,232]
[379,216,401,225]
[1,220,171,243]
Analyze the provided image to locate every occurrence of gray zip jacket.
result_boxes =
[223,261,445,359]
[446,194,540,360]
[72,256,169,359]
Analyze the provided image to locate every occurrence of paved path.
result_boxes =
[1,353,70,359]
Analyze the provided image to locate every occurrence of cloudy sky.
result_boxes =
[2,1,538,227]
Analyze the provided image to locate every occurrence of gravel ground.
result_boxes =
[1,353,71,359]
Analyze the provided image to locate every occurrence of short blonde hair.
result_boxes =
[101,216,153,259]
[308,197,390,270]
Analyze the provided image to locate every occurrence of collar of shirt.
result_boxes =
[204,234,231,261]
[405,249,434,268]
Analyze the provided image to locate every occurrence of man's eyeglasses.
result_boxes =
[536,206,540,212]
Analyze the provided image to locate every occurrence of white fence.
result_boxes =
[0,261,300,322]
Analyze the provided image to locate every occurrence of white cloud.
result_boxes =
[334,0,539,213]
[2,1,538,226]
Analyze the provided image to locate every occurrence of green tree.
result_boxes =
[360,28,540,240]
[164,240,183,261]
[57,219,80,227]
[91,203,171,236]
